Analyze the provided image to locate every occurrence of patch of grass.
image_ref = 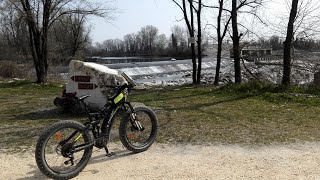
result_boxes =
[1,80,320,151]
[219,80,280,95]
[0,80,78,150]
[305,84,320,96]
[130,82,320,145]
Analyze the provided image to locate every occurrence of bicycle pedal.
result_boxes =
[106,152,115,157]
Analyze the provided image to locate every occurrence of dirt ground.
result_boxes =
[1,143,320,180]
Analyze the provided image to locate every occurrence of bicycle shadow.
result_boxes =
[16,150,136,179]
[88,149,136,165]
[14,107,85,121]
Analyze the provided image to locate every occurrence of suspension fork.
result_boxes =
[123,102,144,131]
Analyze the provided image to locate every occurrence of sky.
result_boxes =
[89,0,320,44]
[90,0,184,44]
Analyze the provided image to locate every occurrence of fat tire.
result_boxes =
[35,120,93,179]
[119,106,158,153]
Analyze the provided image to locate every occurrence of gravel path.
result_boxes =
[1,143,320,179]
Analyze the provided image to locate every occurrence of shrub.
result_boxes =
[0,61,20,78]
[220,80,320,97]
[219,80,280,95]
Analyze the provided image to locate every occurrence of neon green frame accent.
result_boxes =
[74,134,83,142]
[114,93,124,104]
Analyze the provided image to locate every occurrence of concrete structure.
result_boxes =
[66,60,127,109]
[230,46,272,58]
[87,57,172,64]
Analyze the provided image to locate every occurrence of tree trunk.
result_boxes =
[214,0,231,86]
[21,0,50,83]
[214,0,223,86]
[174,0,197,84]
[215,38,222,85]
[196,0,202,84]
[189,0,197,84]
[282,0,299,86]
[231,0,241,84]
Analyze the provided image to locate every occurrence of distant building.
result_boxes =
[230,46,272,58]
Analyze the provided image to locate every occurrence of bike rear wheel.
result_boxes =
[35,120,93,179]
[119,106,158,153]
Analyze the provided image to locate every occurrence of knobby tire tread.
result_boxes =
[119,106,158,153]
[35,120,93,180]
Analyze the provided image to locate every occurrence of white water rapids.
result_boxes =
[59,58,317,86]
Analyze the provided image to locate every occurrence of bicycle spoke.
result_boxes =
[44,128,86,173]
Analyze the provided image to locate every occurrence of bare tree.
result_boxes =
[202,0,261,84]
[269,35,282,50]
[171,25,188,55]
[0,1,29,60]
[138,25,159,56]
[214,0,232,85]
[280,0,320,85]
[8,0,112,83]
[230,0,262,84]
[282,0,299,86]
[51,13,90,63]
[196,0,203,84]
[156,34,167,55]
[231,0,242,83]
[172,0,197,84]
[123,33,135,55]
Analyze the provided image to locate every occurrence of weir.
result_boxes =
[105,58,217,77]
[87,57,173,64]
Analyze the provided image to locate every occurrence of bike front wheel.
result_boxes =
[119,106,158,153]
[35,120,93,179]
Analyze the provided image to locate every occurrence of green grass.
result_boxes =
[130,83,320,145]
[0,80,320,151]
[0,80,81,150]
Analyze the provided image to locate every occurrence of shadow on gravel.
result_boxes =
[16,164,49,180]
[16,150,136,179]
[88,150,136,165]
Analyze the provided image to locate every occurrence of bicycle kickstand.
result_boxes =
[104,145,115,157]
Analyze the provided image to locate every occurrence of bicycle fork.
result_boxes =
[130,113,144,131]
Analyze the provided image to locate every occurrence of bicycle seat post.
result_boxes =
[77,95,91,117]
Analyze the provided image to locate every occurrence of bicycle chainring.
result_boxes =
[61,143,74,157]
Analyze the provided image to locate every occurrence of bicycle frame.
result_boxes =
[35,73,158,179]
[64,98,137,155]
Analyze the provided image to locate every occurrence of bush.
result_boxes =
[219,80,280,95]
[305,84,320,96]
[219,80,320,97]
[0,61,21,78]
